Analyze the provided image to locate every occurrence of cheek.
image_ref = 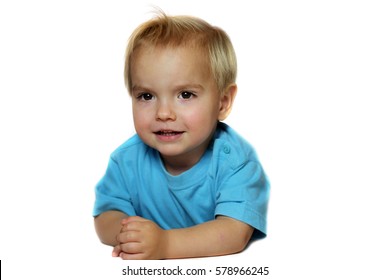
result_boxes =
[132,108,149,130]
[183,106,218,129]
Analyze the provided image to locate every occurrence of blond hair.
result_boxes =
[124,12,237,95]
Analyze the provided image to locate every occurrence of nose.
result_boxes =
[156,100,176,121]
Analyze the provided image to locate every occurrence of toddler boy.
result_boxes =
[93,12,270,260]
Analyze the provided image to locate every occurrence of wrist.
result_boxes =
[160,229,170,259]
[161,229,178,259]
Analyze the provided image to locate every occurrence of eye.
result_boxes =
[178,91,195,99]
[137,93,154,101]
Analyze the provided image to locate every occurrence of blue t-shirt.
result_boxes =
[93,122,270,237]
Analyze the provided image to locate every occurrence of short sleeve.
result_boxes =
[93,156,136,217]
[214,160,270,237]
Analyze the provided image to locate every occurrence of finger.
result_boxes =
[120,242,142,255]
[121,221,145,232]
[117,230,141,243]
[120,252,146,260]
[121,215,148,224]
[112,245,121,257]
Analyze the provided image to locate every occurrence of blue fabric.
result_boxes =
[93,122,270,236]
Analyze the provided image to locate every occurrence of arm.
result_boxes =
[116,215,254,260]
[166,215,254,259]
[94,210,128,246]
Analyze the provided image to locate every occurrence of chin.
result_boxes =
[156,149,184,158]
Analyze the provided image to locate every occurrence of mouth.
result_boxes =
[154,130,184,136]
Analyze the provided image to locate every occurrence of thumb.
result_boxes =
[112,244,121,257]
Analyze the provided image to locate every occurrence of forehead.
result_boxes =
[133,43,208,64]
[131,44,212,81]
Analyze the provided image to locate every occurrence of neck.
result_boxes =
[161,153,201,176]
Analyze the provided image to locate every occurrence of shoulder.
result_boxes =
[213,122,260,169]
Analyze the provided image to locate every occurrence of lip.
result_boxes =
[154,130,184,142]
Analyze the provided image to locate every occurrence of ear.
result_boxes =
[218,84,237,121]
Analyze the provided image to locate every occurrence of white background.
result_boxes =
[1,0,389,279]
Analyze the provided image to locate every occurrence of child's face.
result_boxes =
[130,45,223,171]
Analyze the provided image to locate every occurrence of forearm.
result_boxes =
[164,216,254,259]
[94,210,128,246]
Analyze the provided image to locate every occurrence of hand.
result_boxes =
[112,216,168,260]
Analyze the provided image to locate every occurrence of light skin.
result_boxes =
[94,45,254,259]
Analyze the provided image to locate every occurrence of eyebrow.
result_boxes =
[173,84,204,92]
[132,85,153,93]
